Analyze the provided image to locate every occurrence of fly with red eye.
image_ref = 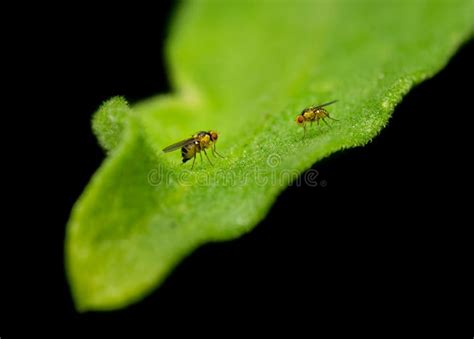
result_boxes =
[162,130,224,169]
[296,100,339,137]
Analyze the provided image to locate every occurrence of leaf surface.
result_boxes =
[66,0,474,310]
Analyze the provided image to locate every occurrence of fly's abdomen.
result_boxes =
[181,144,198,163]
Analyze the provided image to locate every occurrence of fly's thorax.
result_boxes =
[303,109,316,121]
[194,131,207,138]
[199,133,212,149]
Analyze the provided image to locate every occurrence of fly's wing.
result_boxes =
[162,138,196,152]
[315,100,338,109]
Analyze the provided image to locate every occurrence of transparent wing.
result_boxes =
[162,138,196,152]
[315,100,338,109]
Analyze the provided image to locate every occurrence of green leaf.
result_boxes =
[66,0,474,311]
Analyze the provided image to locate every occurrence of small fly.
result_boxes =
[296,100,338,137]
[162,130,224,169]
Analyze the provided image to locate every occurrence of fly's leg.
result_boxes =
[203,149,213,166]
[322,118,332,128]
[213,144,225,158]
[191,155,196,170]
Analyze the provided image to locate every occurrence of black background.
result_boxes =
[3,1,473,336]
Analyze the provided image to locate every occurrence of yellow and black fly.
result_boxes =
[296,100,338,137]
[162,130,224,169]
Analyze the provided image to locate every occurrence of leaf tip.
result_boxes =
[92,96,131,152]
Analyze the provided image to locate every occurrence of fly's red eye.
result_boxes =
[211,132,218,141]
[296,116,304,124]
